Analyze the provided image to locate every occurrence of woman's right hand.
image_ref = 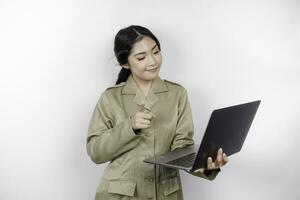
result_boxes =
[131,103,156,131]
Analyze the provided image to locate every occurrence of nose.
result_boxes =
[147,55,156,66]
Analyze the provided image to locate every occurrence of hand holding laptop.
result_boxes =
[143,100,260,180]
[193,148,229,174]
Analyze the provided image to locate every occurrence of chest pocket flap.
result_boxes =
[108,180,136,197]
[162,176,180,196]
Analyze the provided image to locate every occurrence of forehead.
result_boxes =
[130,36,157,54]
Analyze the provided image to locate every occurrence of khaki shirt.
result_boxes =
[87,74,219,200]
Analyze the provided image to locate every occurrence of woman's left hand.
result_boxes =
[194,148,229,174]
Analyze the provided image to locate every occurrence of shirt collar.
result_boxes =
[121,74,169,110]
[121,73,169,95]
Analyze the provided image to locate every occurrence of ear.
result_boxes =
[121,64,130,69]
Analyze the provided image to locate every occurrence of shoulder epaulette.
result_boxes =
[105,82,126,90]
[164,79,182,87]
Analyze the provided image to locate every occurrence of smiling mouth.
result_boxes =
[146,67,158,71]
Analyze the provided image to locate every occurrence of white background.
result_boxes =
[0,0,299,199]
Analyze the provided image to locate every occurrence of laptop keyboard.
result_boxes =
[166,153,197,168]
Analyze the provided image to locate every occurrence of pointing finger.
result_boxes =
[149,111,156,119]
[137,104,156,119]
[140,112,154,120]
[137,104,145,112]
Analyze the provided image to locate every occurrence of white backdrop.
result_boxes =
[0,0,299,199]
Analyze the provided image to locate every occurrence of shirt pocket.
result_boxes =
[107,180,137,197]
[162,176,180,196]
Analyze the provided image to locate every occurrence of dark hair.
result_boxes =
[114,25,161,84]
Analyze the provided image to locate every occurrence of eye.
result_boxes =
[153,50,160,54]
[137,57,145,61]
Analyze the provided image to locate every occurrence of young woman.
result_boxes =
[86,25,228,200]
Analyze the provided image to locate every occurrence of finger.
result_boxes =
[223,153,229,163]
[207,157,214,169]
[143,105,152,112]
[141,108,156,119]
[137,104,146,112]
[194,168,205,173]
[218,148,223,157]
[216,148,223,164]
[137,118,151,125]
[140,112,154,120]
[136,110,149,117]
[149,111,156,119]
[138,124,151,129]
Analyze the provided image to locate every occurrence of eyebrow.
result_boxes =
[134,44,158,56]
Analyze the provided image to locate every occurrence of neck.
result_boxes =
[132,75,154,97]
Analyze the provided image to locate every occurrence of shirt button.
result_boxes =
[145,133,151,137]
[145,177,154,182]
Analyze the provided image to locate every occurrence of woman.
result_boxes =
[86,25,228,200]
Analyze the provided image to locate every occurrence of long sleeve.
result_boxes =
[170,88,194,151]
[86,91,142,164]
[171,88,220,180]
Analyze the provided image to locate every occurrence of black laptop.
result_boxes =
[143,100,261,172]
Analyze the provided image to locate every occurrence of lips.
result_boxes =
[146,67,158,72]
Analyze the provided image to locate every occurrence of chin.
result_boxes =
[144,74,159,81]
[145,69,160,80]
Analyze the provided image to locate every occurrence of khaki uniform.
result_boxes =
[87,74,219,200]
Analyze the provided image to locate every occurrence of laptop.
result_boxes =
[143,100,261,172]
